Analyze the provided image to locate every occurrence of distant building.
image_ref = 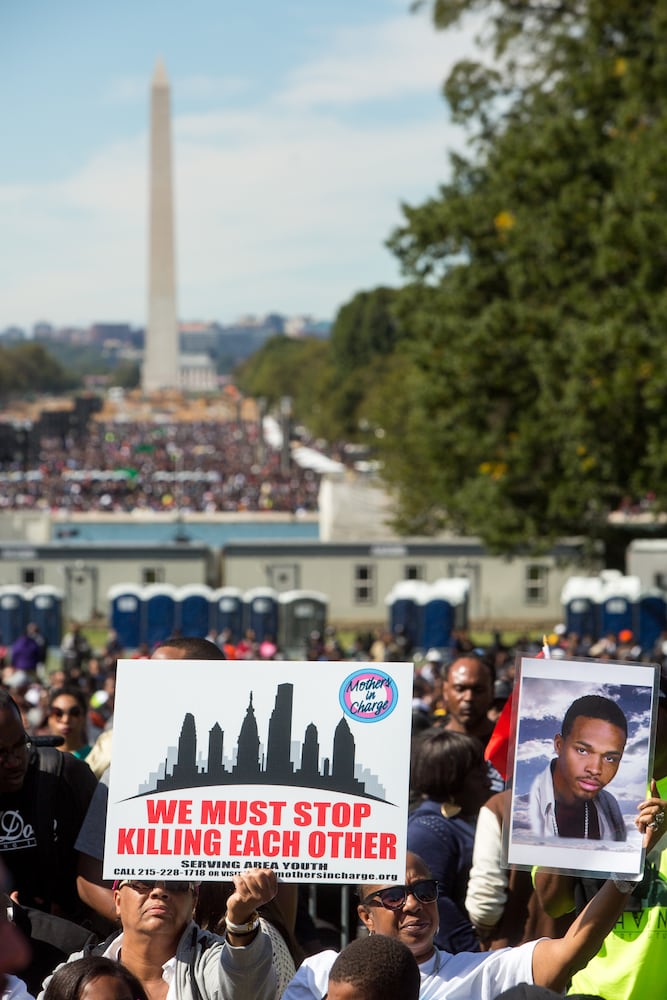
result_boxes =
[32,322,55,339]
[179,323,219,354]
[33,326,92,346]
[179,353,218,392]
[0,326,27,343]
[284,315,331,338]
[90,323,140,347]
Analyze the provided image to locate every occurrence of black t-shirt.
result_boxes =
[0,748,98,919]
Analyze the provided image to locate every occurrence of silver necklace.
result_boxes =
[552,800,589,838]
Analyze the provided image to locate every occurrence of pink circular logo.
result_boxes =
[339,669,398,723]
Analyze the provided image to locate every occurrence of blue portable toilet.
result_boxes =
[385,580,429,655]
[26,585,63,648]
[143,584,178,650]
[210,587,244,643]
[636,589,667,653]
[418,578,470,652]
[0,586,28,647]
[596,571,640,639]
[278,590,328,659]
[108,584,144,652]
[560,576,601,639]
[243,587,279,643]
[177,585,213,638]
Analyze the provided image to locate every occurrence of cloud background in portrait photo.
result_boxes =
[512,668,655,831]
[505,657,658,874]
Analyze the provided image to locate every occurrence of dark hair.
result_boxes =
[413,676,433,698]
[155,636,226,659]
[43,956,149,1000]
[561,696,628,740]
[329,935,420,1000]
[0,691,22,717]
[48,685,88,715]
[410,729,485,801]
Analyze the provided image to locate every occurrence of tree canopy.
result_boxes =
[235,334,334,436]
[235,288,405,442]
[376,0,667,551]
[0,341,77,400]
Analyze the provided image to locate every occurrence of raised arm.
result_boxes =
[531,878,629,990]
[224,867,279,946]
[532,794,666,991]
[218,868,280,1000]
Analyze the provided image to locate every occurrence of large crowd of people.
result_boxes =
[0,419,322,514]
[0,622,664,999]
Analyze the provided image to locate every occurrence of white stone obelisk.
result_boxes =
[143,58,180,393]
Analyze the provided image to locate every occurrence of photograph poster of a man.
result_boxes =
[506,657,660,877]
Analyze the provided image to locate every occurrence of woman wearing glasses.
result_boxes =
[47,688,91,760]
[282,850,648,1000]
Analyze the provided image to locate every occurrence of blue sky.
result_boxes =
[0,1,482,330]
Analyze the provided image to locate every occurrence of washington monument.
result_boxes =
[143,58,180,393]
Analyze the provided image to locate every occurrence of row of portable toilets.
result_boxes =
[561,570,667,652]
[109,584,328,659]
[386,578,471,653]
[0,585,65,648]
[385,571,667,656]
[1,570,663,662]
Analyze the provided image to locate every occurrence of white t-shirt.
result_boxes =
[282,941,537,1000]
[3,977,35,1000]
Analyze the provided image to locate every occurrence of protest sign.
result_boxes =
[506,656,659,878]
[104,658,413,883]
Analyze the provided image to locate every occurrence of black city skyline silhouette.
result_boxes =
[146,682,386,801]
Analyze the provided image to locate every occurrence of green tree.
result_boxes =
[112,360,141,389]
[235,290,407,443]
[381,0,667,551]
[0,342,78,399]
[329,287,402,374]
[235,335,334,431]
[318,287,406,440]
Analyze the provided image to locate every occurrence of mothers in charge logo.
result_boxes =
[340,669,397,723]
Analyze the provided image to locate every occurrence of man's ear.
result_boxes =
[554,733,563,755]
[357,905,374,933]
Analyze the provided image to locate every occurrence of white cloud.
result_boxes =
[279,13,481,107]
[516,736,553,765]
[518,679,615,723]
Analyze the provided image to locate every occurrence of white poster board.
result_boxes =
[506,657,659,878]
[104,658,413,883]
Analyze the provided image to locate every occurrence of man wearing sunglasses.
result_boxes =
[282,848,659,1000]
[38,869,279,1000]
